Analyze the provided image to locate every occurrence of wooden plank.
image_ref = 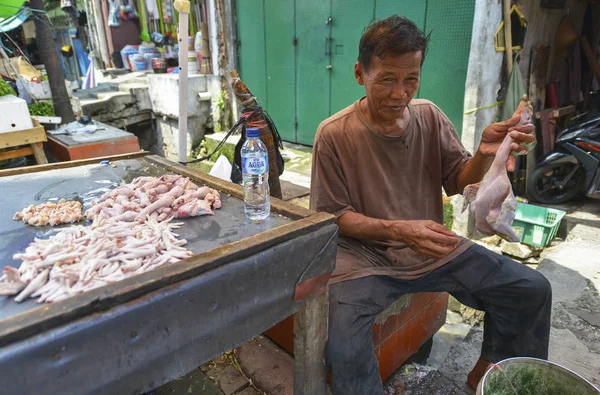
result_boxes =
[535,105,577,120]
[526,45,550,197]
[0,126,47,148]
[31,142,48,164]
[0,147,33,161]
[0,212,335,347]
[145,155,314,220]
[281,179,310,201]
[0,151,149,178]
[31,116,62,125]
[293,290,329,395]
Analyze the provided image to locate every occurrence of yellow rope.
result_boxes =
[464,100,504,115]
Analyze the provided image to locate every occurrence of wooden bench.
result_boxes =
[0,118,48,165]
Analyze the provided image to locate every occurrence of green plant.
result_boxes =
[28,101,55,116]
[0,79,16,97]
[443,201,454,229]
[485,366,583,395]
[211,91,228,133]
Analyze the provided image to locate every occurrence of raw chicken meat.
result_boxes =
[1,215,192,303]
[462,96,534,242]
[13,198,83,227]
[85,175,221,222]
[2,174,223,304]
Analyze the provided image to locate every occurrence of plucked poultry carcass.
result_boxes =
[462,96,534,242]
[85,175,221,222]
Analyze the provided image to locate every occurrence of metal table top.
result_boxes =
[0,154,337,395]
[0,157,290,321]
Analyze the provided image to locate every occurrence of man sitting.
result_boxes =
[310,15,552,395]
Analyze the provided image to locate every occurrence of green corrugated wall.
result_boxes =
[236,0,476,144]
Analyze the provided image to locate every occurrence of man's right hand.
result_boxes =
[393,220,460,259]
[337,212,460,259]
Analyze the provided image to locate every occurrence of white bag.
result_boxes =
[209,154,232,182]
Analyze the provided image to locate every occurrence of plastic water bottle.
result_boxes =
[241,128,270,220]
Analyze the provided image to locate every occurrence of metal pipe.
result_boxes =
[503,0,513,75]
[174,0,190,164]
[207,0,219,75]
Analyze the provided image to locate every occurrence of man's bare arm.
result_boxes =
[337,211,460,259]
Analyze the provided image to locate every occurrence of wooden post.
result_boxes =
[293,290,329,395]
[31,143,48,165]
[91,0,111,68]
[230,70,283,199]
[503,0,513,76]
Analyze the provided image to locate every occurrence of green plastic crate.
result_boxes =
[511,203,566,248]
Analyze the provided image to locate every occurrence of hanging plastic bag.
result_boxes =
[108,0,120,27]
[209,155,233,182]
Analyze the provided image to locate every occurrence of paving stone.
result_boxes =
[212,364,249,395]
[237,337,294,395]
[154,368,223,395]
[235,387,261,395]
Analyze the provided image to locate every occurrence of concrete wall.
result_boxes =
[460,0,504,154]
[147,74,221,160]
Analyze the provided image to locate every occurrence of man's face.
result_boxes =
[355,51,422,124]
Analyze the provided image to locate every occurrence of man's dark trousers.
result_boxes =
[327,244,552,395]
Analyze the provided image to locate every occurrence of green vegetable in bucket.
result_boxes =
[485,366,585,395]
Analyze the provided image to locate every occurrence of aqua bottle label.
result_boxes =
[242,156,268,175]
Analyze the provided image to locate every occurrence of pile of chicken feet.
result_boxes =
[0,215,191,303]
[1,174,222,304]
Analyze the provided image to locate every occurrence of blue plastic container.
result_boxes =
[120,45,139,70]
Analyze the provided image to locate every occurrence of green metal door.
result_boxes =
[329,0,374,115]
[236,0,267,107]
[264,0,296,142]
[236,0,475,144]
[418,0,476,135]
[236,0,296,142]
[295,0,332,145]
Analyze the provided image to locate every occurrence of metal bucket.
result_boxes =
[476,357,599,395]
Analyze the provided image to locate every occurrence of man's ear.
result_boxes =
[354,62,365,85]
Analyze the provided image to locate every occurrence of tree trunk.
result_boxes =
[30,0,76,123]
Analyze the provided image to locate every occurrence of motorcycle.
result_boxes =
[527,111,600,204]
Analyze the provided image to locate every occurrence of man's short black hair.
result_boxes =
[358,15,429,70]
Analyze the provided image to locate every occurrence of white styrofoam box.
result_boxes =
[0,95,33,133]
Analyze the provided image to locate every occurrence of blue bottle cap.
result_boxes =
[100,160,110,165]
[246,128,260,138]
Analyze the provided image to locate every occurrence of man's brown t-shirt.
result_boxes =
[310,98,474,284]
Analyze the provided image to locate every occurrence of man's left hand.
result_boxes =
[478,113,536,172]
